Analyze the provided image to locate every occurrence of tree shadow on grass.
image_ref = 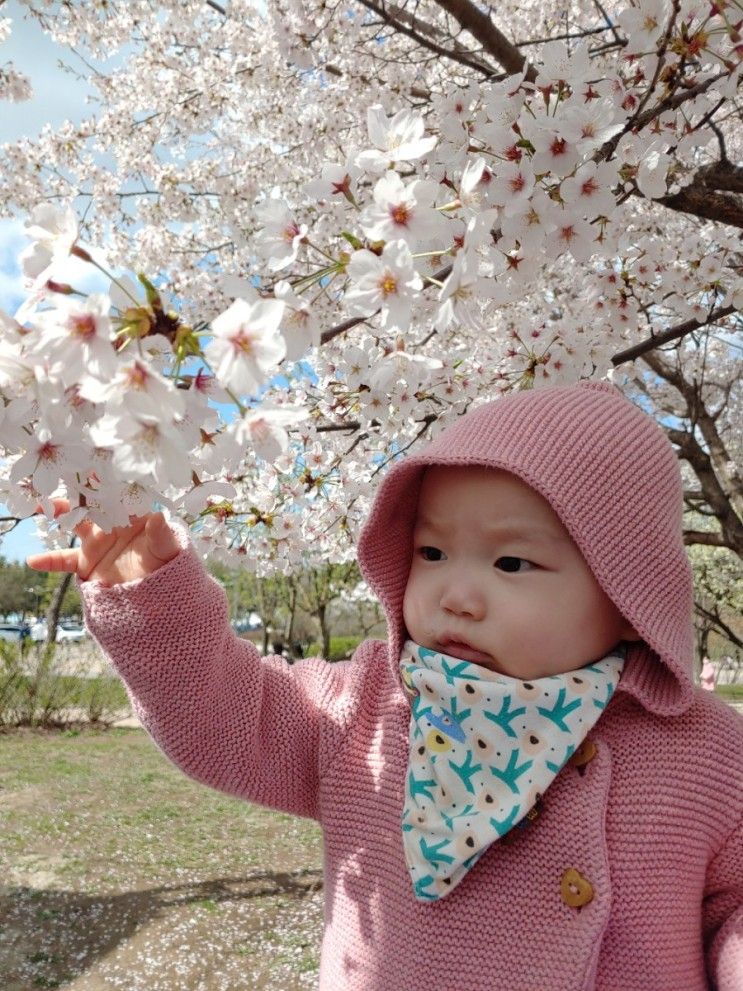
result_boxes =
[0,868,323,990]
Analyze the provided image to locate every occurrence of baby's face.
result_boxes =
[403,465,638,679]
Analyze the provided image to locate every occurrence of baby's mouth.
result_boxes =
[437,637,493,666]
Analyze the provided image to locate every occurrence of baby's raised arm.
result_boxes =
[26,500,361,822]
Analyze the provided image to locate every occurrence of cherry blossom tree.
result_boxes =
[0,12,31,103]
[0,0,740,584]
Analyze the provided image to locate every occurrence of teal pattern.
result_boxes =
[400,640,625,901]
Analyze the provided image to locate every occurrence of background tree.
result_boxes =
[297,562,362,659]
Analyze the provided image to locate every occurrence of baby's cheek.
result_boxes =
[402,583,424,641]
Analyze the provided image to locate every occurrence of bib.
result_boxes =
[400,640,624,901]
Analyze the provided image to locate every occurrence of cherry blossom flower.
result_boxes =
[29,294,118,387]
[180,480,237,516]
[8,424,90,497]
[204,297,286,395]
[563,99,625,154]
[475,122,523,162]
[436,252,486,331]
[370,345,443,392]
[480,73,527,128]
[359,172,445,247]
[535,41,591,89]
[0,65,32,102]
[436,84,478,142]
[345,240,423,332]
[90,409,192,488]
[79,356,185,419]
[560,161,619,218]
[19,204,79,287]
[303,158,361,204]
[616,0,670,55]
[543,205,596,263]
[496,244,542,287]
[0,19,32,101]
[500,187,556,252]
[254,196,308,272]
[274,281,320,361]
[521,111,581,177]
[459,158,497,213]
[234,404,308,461]
[338,344,373,390]
[77,477,161,530]
[637,149,672,198]
[489,159,535,216]
[355,105,437,174]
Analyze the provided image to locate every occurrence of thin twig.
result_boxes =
[611,305,736,365]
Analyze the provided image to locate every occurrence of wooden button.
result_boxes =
[570,739,597,772]
[560,868,594,908]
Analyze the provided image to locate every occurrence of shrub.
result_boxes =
[0,640,128,727]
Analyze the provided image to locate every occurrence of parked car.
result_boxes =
[0,623,31,642]
[29,621,47,642]
[56,622,88,642]
[230,614,263,634]
[29,621,88,643]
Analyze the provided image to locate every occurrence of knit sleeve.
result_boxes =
[79,541,364,821]
[703,813,743,990]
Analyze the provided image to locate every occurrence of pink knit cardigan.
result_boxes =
[82,544,743,991]
[80,384,743,990]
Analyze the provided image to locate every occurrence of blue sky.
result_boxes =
[1,2,96,561]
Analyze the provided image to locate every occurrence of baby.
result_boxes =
[29,381,743,991]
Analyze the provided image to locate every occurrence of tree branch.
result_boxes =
[595,72,727,163]
[697,159,743,193]
[611,305,736,365]
[684,529,729,547]
[647,184,743,229]
[694,601,743,651]
[647,160,743,228]
[431,0,537,80]
[356,0,498,77]
[662,424,743,557]
[642,347,743,521]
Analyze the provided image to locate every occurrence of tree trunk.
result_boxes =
[318,603,331,659]
[44,572,73,648]
[284,580,298,655]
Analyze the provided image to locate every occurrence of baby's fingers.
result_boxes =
[144,513,181,564]
[26,548,81,574]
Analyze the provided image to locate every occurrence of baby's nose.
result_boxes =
[439,580,486,620]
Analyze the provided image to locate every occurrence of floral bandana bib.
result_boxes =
[400,639,625,901]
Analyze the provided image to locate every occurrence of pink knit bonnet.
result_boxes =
[357,381,696,716]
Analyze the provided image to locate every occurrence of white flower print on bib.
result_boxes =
[400,639,625,901]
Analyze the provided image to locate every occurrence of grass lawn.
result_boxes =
[716,683,743,701]
[0,728,323,990]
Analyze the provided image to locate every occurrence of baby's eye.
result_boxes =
[419,546,446,561]
[495,556,534,573]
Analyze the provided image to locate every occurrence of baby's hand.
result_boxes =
[26,498,181,586]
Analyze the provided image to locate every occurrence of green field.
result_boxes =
[0,728,323,990]
[716,683,743,700]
